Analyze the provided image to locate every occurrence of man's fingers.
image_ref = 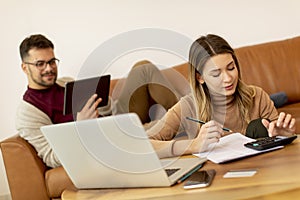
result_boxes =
[93,97,102,109]
[82,94,97,110]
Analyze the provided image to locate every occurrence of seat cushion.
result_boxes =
[45,166,76,198]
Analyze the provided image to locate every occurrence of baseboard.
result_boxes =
[0,194,11,200]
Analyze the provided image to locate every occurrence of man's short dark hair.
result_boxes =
[19,34,54,61]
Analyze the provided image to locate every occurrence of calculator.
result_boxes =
[244,135,297,150]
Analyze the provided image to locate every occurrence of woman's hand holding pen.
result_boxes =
[190,120,223,153]
[262,112,296,137]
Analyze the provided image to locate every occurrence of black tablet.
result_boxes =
[63,75,111,115]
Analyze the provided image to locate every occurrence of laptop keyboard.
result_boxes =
[165,168,180,177]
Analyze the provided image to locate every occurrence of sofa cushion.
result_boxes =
[45,166,76,198]
[270,92,288,108]
[235,36,300,103]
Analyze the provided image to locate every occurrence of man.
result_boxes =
[16,34,188,168]
[16,34,102,168]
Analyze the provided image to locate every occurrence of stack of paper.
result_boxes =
[194,133,283,164]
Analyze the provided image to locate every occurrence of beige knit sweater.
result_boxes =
[147,86,278,158]
[16,77,112,168]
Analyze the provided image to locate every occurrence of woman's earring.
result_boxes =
[198,78,204,84]
[196,73,204,84]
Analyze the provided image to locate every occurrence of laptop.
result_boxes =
[41,113,206,189]
[63,75,111,115]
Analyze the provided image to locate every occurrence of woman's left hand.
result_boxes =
[262,112,296,137]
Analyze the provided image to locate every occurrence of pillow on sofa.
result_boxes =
[270,92,288,108]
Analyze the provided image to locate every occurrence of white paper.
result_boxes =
[194,133,283,164]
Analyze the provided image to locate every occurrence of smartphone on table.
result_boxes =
[183,169,216,189]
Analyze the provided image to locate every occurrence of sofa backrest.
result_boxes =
[110,36,300,104]
[235,36,300,103]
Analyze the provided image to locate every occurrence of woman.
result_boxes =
[147,34,296,158]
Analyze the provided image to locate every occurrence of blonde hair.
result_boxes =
[188,34,255,129]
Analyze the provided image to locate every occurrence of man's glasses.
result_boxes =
[24,58,60,71]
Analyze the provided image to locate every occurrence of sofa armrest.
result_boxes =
[0,135,50,200]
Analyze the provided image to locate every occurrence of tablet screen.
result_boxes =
[63,75,111,115]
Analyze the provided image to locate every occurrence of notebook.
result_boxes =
[194,133,284,164]
[63,75,111,115]
[41,113,206,189]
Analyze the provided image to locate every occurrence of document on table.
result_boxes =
[194,133,283,164]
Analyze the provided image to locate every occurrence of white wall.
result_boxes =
[0,0,299,196]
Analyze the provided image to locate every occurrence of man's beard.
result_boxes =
[30,70,57,88]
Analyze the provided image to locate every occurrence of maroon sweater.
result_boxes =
[23,83,74,124]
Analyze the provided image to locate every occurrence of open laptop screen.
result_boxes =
[63,75,111,115]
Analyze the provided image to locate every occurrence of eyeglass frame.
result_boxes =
[24,58,60,70]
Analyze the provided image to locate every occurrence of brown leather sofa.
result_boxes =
[1,35,300,200]
[0,135,75,200]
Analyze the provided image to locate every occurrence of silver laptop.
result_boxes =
[41,113,206,189]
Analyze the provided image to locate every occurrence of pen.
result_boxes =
[186,116,231,132]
